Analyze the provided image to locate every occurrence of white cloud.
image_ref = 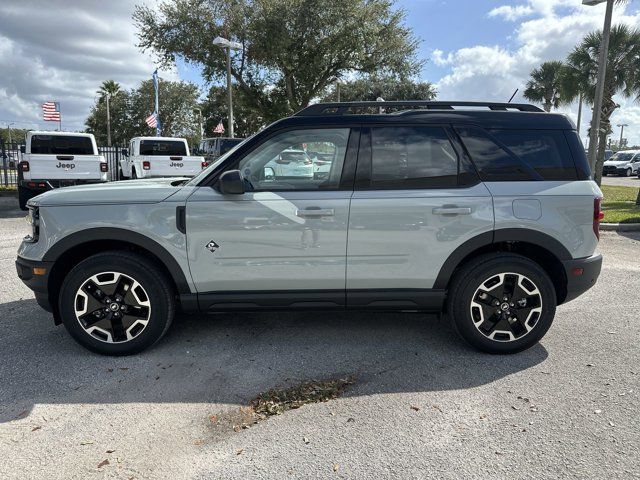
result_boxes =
[433,0,640,145]
[0,0,177,133]
[488,5,534,21]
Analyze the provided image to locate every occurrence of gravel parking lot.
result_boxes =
[0,210,638,479]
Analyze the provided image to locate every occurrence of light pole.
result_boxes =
[213,36,243,138]
[617,123,628,148]
[193,107,204,140]
[583,0,614,172]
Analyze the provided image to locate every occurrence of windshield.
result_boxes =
[609,153,635,162]
[186,136,251,186]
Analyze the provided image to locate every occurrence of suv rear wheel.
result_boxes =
[59,251,175,355]
[447,253,556,354]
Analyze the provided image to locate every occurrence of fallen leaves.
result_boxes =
[333,464,340,472]
[249,377,355,421]
[236,448,244,456]
[410,405,420,412]
[31,426,41,432]
[97,459,110,469]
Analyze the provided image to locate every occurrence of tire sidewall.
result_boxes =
[450,255,556,354]
[59,253,173,355]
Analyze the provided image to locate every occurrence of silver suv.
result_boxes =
[16,101,603,356]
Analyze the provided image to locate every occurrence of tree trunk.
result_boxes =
[593,129,607,186]
[636,188,640,206]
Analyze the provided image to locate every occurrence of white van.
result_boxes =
[18,131,107,210]
[120,137,206,179]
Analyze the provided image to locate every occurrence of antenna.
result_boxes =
[508,89,519,103]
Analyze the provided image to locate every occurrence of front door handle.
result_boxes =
[295,208,335,218]
[432,206,472,216]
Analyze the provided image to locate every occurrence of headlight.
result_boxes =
[24,206,39,243]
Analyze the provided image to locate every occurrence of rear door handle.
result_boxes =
[56,155,74,161]
[432,206,472,216]
[295,208,335,218]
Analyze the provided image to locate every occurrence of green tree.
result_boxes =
[523,61,567,112]
[201,85,266,139]
[86,80,128,145]
[322,76,436,103]
[85,78,201,145]
[128,79,200,140]
[563,24,640,185]
[133,0,421,121]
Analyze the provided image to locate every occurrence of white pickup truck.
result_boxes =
[120,137,206,179]
[18,131,108,210]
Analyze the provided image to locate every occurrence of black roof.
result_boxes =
[273,101,575,130]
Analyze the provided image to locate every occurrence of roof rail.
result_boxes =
[295,101,544,116]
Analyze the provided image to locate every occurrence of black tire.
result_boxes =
[625,168,632,177]
[118,167,127,180]
[131,168,138,179]
[447,253,556,354]
[58,251,175,355]
[18,186,32,211]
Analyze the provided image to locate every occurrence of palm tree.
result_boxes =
[523,61,567,112]
[563,24,640,185]
[98,80,122,98]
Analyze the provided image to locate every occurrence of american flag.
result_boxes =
[42,102,61,121]
[145,113,158,128]
[213,121,225,134]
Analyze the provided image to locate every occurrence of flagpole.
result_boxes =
[59,102,62,131]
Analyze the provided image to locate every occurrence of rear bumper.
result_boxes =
[15,256,54,312]
[562,253,602,304]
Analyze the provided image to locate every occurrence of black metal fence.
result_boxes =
[0,141,125,188]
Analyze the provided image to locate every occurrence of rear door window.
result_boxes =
[490,129,577,180]
[140,140,187,156]
[31,135,94,155]
[368,126,460,189]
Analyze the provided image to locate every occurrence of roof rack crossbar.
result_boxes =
[295,101,544,116]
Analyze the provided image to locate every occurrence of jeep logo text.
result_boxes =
[56,162,75,169]
[169,162,184,168]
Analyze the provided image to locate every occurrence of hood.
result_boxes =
[604,160,630,167]
[29,177,189,207]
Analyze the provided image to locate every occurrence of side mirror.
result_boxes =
[20,145,26,154]
[121,148,129,157]
[218,169,245,195]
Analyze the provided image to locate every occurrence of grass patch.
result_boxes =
[601,185,640,224]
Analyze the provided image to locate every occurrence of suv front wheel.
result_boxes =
[447,253,556,354]
[59,251,175,355]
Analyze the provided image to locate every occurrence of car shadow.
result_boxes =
[0,298,548,423]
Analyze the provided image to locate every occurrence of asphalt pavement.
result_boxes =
[0,212,638,479]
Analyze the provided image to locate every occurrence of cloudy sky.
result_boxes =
[0,0,639,144]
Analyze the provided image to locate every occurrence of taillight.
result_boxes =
[20,161,30,172]
[593,197,604,240]
[201,161,210,169]
[143,161,151,170]
[100,162,108,172]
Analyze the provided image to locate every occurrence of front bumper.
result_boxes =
[16,256,54,312]
[20,179,107,191]
[562,253,602,304]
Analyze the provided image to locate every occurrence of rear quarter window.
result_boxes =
[30,135,94,155]
[140,140,187,156]
[490,129,578,180]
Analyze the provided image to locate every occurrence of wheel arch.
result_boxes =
[435,229,571,305]
[43,228,191,323]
